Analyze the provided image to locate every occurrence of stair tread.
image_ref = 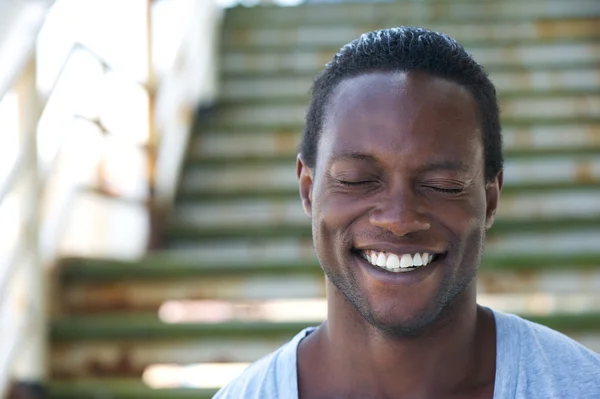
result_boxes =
[51,317,316,340]
[50,312,600,340]
[222,18,600,47]
[59,253,600,282]
[223,1,600,26]
[49,380,216,399]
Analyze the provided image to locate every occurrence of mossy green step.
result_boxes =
[59,253,600,282]
[49,380,216,399]
[223,1,600,27]
[50,313,600,341]
[165,217,600,242]
[51,316,314,341]
[222,18,600,48]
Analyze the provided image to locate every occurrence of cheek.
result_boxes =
[433,194,488,262]
[312,188,367,249]
[432,193,488,240]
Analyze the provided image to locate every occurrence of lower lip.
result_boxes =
[353,252,442,286]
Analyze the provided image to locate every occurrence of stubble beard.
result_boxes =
[319,231,485,339]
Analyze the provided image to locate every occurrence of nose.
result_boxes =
[369,186,431,237]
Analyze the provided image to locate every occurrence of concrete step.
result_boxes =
[221,41,600,75]
[59,272,600,313]
[223,2,600,27]
[49,313,600,379]
[57,254,600,313]
[209,93,600,128]
[51,315,313,342]
[179,154,600,195]
[219,68,600,102]
[50,318,314,379]
[49,380,216,399]
[190,123,600,160]
[222,18,600,48]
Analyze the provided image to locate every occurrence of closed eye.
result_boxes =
[337,180,375,186]
[426,186,465,194]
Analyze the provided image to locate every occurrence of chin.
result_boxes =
[329,268,474,340]
[362,296,449,338]
[326,271,444,338]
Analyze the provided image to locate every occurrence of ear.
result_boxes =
[296,154,313,218]
[485,170,503,229]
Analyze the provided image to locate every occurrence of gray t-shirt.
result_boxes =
[213,309,600,398]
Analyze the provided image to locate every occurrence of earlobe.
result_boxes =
[296,154,313,218]
[485,170,503,229]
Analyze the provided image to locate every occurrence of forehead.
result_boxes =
[318,71,483,168]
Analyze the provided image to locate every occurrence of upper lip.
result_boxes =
[353,243,446,256]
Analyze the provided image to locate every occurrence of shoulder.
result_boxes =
[211,350,281,399]
[212,327,316,399]
[499,310,599,363]
[493,310,600,397]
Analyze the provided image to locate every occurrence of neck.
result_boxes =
[310,279,493,398]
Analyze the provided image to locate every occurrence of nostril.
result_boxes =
[370,218,431,237]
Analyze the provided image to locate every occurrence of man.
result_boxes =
[213,27,600,399]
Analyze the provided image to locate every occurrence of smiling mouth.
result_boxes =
[356,249,441,273]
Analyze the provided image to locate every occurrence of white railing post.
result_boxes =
[11,56,47,391]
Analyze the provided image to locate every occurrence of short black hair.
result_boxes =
[300,26,503,182]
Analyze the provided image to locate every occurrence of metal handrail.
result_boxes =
[0,43,115,303]
[0,1,219,395]
[0,0,54,107]
[37,42,151,180]
[0,38,156,398]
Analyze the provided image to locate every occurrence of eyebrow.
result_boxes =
[416,161,472,173]
[330,152,470,173]
[329,152,380,165]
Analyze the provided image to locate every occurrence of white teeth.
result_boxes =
[413,253,423,266]
[361,250,437,271]
[422,253,430,266]
[400,254,413,268]
[376,252,387,267]
[386,254,400,269]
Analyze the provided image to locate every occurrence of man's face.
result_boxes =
[297,71,502,337]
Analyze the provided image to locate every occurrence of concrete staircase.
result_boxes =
[48,1,600,398]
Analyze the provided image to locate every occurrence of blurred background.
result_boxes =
[0,0,598,397]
